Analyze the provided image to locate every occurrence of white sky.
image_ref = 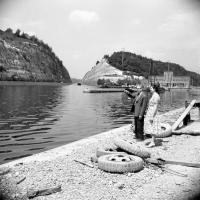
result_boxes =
[0,0,200,78]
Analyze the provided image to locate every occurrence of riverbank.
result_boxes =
[0,81,72,86]
[1,107,200,200]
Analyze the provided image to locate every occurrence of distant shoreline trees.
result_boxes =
[97,77,141,87]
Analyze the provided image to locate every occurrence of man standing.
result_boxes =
[125,86,149,141]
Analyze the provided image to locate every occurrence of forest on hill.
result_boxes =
[105,51,200,86]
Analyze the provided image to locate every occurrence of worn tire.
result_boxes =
[114,138,150,158]
[96,147,127,158]
[154,123,172,138]
[98,154,144,173]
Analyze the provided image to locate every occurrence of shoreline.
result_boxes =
[0,107,184,169]
[1,107,200,199]
[0,81,72,86]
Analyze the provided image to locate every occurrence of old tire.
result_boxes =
[98,154,144,173]
[155,123,172,138]
[96,147,127,158]
[114,138,150,158]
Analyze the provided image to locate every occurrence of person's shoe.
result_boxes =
[144,140,151,146]
[144,134,151,139]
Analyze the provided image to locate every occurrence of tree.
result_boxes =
[15,29,21,36]
[97,78,105,85]
[117,79,124,86]
[105,79,112,86]
[5,28,13,34]
[0,65,6,80]
[0,65,6,73]
[21,32,30,39]
[103,54,109,60]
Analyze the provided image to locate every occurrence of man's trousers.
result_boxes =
[134,116,144,140]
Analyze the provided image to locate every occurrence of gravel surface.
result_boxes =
[1,107,200,200]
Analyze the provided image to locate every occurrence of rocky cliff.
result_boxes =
[0,28,72,83]
[82,58,143,86]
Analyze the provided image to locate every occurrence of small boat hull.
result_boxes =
[83,88,124,93]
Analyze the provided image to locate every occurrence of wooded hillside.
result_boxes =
[106,51,200,86]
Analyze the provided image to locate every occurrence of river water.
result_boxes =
[0,84,200,164]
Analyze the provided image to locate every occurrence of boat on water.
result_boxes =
[83,85,139,93]
[83,88,125,93]
[77,82,82,86]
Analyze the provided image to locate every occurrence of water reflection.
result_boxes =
[160,90,191,112]
[0,84,200,164]
[0,85,65,164]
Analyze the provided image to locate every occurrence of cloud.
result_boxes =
[68,10,100,24]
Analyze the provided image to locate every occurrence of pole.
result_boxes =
[153,62,155,84]
[148,61,151,84]
[168,62,170,87]
[122,48,125,69]
[168,62,172,88]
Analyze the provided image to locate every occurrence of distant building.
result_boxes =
[149,71,190,88]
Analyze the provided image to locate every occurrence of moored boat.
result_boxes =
[83,88,124,93]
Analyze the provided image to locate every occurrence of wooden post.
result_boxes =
[172,100,196,131]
